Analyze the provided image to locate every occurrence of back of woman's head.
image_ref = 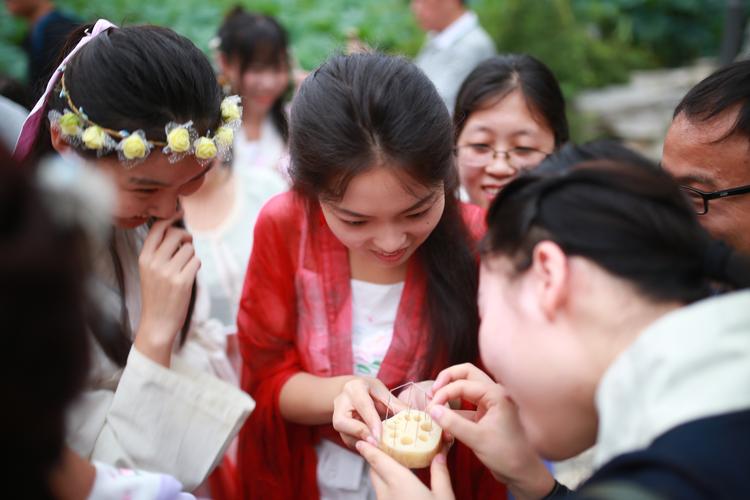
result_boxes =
[483,154,750,304]
[218,6,289,72]
[0,149,91,498]
[290,53,457,199]
[35,24,222,159]
[289,53,479,369]
[454,54,568,148]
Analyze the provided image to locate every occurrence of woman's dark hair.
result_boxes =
[33,24,221,365]
[0,148,91,498]
[482,151,750,303]
[217,6,290,142]
[454,54,569,148]
[534,139,656,176]
[290,53,479,370]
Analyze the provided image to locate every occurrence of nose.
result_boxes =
[149,193,181,220]
[373,225,407,253]
[484,153,517,176]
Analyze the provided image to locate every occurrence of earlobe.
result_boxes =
[531,241,569,320]
[50,127,70,154]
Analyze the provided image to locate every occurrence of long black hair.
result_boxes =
[217,6,290,142]
[483,149,750,302]
[289,53,479,371]
[33,24,222,365]
[454,54,569,148]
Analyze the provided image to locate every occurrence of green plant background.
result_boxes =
[0,0,729,140]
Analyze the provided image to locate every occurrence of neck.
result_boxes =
[583,295,682,380]
[188,164,231,200]
[243,108,267,141]
[49,447,96,500]
[28,1,54,24]
[436,5,466,32]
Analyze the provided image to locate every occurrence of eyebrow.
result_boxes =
[660,164,717,189]
[467,125,535,138]
[128,164,214,188]
[332,192,438,218]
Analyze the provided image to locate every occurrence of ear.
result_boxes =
[529,240,569,321]
[49,126,71,154]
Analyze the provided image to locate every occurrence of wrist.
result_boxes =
[133,329,174,368]
[502,456,556,500]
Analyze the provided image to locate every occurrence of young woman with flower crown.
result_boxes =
[14,20,253,491]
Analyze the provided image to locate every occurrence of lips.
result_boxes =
[371,247,408,264]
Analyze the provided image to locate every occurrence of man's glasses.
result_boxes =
[680,184,750,215]
[454,144,549,173]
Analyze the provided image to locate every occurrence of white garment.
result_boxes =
[0,95,28,151]
[351,279,404,377]
[594,290,750,467]
[190,168,286,335]
[67,225,255,491]
[88,461,194,500]
[415,11,496,112]
[232,117,287,183]
[315,280,404,500]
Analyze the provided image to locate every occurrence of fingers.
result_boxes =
[428,404,484,451]
[153,227,193,264]
[167,242,196,273]
[430,379,494,407]
[332,410,375,448]
[356,440,409,484]
[431,363,493,396]
[430,449,455,500]
[141,216,180,256]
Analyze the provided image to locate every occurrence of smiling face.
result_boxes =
[456,89,555,209]
[662,111,750,254]
[51,125,211,228]
[319,166,445,280]
[223,57,289,117]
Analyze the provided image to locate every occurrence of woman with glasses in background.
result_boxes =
[453,54,569,209]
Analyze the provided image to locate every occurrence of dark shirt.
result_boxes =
[21,10,80,101]
[571,409,750,499]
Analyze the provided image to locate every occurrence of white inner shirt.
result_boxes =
[315,279,404,500]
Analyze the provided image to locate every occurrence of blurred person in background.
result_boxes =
[412,0,495,112]
[4,0,79,100]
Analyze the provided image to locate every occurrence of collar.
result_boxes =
[593,290,750,467]
[427,11,478,50]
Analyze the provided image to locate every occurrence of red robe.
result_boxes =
[237,191,505,499]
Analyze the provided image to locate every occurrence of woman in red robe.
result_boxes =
[236,53,506,499]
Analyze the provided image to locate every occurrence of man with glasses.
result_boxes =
[662,60,750,255]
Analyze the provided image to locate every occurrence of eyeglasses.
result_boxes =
[454,144,549,172]
[680,184,750,215]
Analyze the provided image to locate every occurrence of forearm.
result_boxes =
[279,372,357,425]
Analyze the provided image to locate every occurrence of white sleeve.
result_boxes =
[67,346,254,491]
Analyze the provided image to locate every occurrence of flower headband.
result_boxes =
[48,74,242,168]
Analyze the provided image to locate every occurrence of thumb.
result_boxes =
[430,449,455,500]
[429,405,482,450]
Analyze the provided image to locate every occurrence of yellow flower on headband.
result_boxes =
[214,126,234,148]
[221,97,242,123]
[167,127,191,153]
[59,111,81,136]
[82,126,106,150]
[194,137,217,160]
[122,134,147,160]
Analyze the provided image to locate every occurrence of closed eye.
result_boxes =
[406,209,429,219]
[341,219,367,226]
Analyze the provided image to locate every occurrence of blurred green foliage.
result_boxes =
[0,0,728,98]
